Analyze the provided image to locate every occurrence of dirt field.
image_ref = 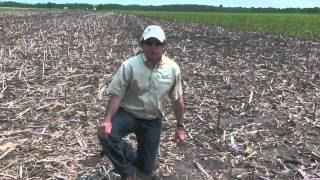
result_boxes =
[0,12,320,179]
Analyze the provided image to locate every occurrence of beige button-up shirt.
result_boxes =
[107,53,183,120]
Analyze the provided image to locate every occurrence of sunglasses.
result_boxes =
[143,40,164,47]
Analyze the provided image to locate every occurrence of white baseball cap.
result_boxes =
[141,25,166,43]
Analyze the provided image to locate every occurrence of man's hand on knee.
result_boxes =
[175,125,186,145]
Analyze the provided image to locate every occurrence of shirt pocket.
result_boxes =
[155,78,173,95]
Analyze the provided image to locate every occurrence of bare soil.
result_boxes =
[0,12,319,179]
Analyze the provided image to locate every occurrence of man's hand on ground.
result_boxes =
[97,121,112,138]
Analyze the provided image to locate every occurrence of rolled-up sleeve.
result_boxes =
[169,69,183,101]
[107,62,131,97]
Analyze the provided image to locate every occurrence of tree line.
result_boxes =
[1,1,320,13]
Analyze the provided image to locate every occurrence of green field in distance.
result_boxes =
[122,11,320,38]
[1,7,319,38]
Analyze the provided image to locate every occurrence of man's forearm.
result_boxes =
[172,96,185,126]
[104,95,122,122]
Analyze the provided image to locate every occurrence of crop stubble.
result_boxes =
[0,12,320,179]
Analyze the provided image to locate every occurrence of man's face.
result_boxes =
[141,38,165,62]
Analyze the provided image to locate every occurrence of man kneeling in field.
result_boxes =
[97,25,186,179]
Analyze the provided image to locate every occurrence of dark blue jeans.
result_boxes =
[98,108,161,176]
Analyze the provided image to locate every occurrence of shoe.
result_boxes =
[135,169,159,180]
[121,175,133,180]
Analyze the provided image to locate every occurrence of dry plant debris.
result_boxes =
[0,12,320,179]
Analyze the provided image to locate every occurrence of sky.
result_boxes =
[7,0,320,8]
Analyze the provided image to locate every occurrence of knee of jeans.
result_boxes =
[97,132,103,139]
[98,136,114,148]
[96,126,107,139]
